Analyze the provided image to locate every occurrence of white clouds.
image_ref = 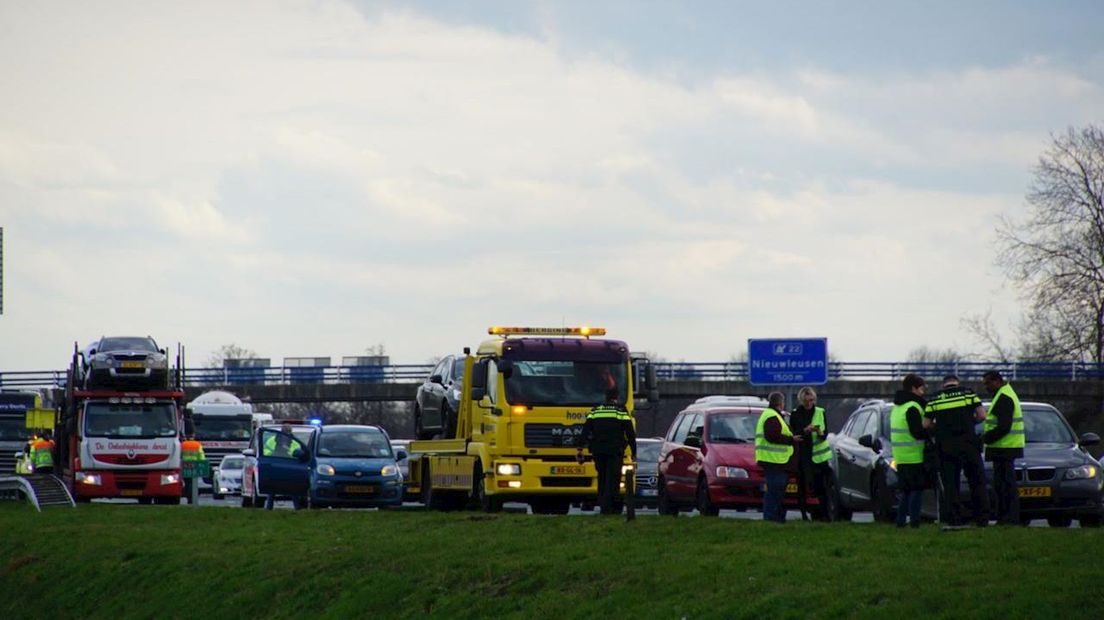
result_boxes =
[0,1,1098,368]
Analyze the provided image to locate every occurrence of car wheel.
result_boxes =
[657,478,678,516]
[696,477,719,517]
[1046,515,1073,528]
[241,491,253,508]
[871,470,895,523]
[414,406,427,440]
[473,462,502,513]
[823,477,848,522]
[1079,514,1101,528]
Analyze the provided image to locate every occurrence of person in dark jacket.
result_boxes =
[755,392,803,523]
[789,387,834,520]
[891,374,928,528]
[981,370,1024,525]
[924,375,988,527]
[576,387,637,515]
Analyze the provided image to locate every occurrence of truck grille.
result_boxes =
[524,423,583,448]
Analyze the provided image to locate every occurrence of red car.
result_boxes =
[657,396,822,516]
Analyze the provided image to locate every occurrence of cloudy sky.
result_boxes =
[1,1,1102,370]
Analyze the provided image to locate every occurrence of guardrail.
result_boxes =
[2,361,1103,391]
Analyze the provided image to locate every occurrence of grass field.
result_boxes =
[1,502,1100,619]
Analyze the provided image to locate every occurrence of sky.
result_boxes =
[1,0,1102,370]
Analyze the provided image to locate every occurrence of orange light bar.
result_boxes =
[488,326,607,336]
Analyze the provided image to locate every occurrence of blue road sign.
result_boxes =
[747,338,828,386]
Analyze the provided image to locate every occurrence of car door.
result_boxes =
[833,409,871,504]
[849,407,885,505]
[659,413,688,499]
[257,428,311,497]
[667,413,702,500]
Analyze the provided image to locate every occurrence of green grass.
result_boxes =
[0,502,1099,619]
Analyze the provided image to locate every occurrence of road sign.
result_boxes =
[747,338,828,385]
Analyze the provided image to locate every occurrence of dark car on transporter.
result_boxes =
[657,396,828,517]
[829,399,1103,526]
[414,354,466,440]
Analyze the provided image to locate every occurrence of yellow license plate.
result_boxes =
[120,361,144,368]
[785,483,798,493]
[1018,486,1051,498]
[344,485,376,494]
[550,465,585,475]
[121,489,144,496]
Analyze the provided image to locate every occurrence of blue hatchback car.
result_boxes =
[256,424,404,509]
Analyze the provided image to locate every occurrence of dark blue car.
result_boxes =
[257,424,404,509]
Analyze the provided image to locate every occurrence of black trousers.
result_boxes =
[991,457,1020,524]
[937,441,988,525]
[799,461,834,520]
[593,453,623,515]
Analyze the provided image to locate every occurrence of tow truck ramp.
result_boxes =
[0,474,76,510]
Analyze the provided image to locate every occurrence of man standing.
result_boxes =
[755,392,802,523]
[981,370,1024,525]
[577,387,637,515]
[31,431,55,475]
[790,387,834,520]
[181,434,207,504]
[924,375,989,527]
[891,374,928,528]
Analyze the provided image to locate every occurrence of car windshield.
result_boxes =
[220,457,244,470]
[193,415,253,440]
[99,337,159,352]
[637,442,662,462]
[504,361,627,407]
[0,418,31,441]
[84,402,177,438]
[317,430,393,458]
[1023,406,1075,443]
[451,359,465,381]
[707,413,757,443]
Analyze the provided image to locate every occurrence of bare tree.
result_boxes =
[995,125,1104,363]
[906,346,965,364]
[961,309,1016,362]
[206,343,258,368]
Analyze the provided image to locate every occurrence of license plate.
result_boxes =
[120,361,144,369]
[550,465,585,475]
[344,484,377,494]
[785,483,798,494]
[121,489,144,496]
[1018,486,1051,498]
[641,489,658,496]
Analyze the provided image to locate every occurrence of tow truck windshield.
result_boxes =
[84,403,177,438]
[503,361,627,407]
[193,415,253,440]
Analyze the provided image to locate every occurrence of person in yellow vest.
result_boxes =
[755,392,802,523]
[891,373,929,528]
[181,435,207,504]
[981,370,1024,525]
[790,386,835,520]
[31,431,55,475]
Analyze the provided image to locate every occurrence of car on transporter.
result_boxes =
[414,354,466,440]
[656,396,828,517]
[829,399,1104,527]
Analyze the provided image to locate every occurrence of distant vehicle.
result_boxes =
[633,438,663,509]
[414,354,465,440]
[251,424,403,509]
[657,396,825,517]
[82,336,169,389]
[0,391,43,473]
[186,390,268,493]
[212,454,245,499]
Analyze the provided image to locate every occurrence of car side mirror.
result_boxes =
[395,450,408,461]
[430,374,444,385]
[684,435,702,449]
[242,449,255,457]
[296,450,310,462]
[498,359,514,380]
[1079,432,1101,447]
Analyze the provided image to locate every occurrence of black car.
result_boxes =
[633,437,663,508]
[414,354,465,440]
[82,336,169,389]
[829,399,1104,527]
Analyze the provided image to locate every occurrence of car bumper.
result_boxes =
[74,470,183,499]
[709,477,822,509]
[310,475,404,507]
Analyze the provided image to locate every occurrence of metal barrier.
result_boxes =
[2,361,1103,390]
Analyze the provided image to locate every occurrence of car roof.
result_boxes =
[319,424,386,433]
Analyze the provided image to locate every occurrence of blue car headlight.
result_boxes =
[316,464,335,476]
[1064,465,1098,480]
[380,464,398,477]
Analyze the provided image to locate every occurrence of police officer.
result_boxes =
[789,387,834,520]
[755,392,802,523]
[981,370,1024,525]
[576,387,636,515]
[891,374,928,528]
[923,375,988,527]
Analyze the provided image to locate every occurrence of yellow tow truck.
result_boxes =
[408,326,657,514]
